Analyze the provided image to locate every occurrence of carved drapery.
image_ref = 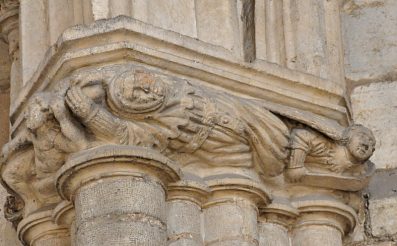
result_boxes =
[0,1,376,245]
[0,64,376,245]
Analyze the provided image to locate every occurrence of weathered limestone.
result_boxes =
[167,179,209,246]
[56,145,180,246]
[258,198,298,246]
[203,178,269,246]
[291,196,357,246]
[17,207,70,246]
[1,0,393,245]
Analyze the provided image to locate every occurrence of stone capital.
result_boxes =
[52,201,74,227]
[204,177,271,208]
[292,195,357,235]
[167,179,210,207]
[260,197,299,228]
[17,206,70,246]
[56,145,181,201]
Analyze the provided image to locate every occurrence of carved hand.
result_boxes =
[66,86,95,119]
[50,96,68,121]
[285,167,307,183]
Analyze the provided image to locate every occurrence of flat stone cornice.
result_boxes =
[10,16,348,132]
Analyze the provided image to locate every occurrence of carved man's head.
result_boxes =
[343,124,376,162]
[25,93,53,131]
[108,70,166,114]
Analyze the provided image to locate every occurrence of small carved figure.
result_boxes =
[285,125,376,182]
[1,92,89,214]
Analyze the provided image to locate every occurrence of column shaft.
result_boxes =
[259,221,290,246]
[74,175,167,245]
[204,199,259,246]
[56,145,180,246]
[292,225,342,246]
[167,200,203,246]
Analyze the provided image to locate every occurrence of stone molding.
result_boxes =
[56,145,181,201]
[9,16,348,130]
[17,207,69,246]
[0,4,379,245]
[292,196,357,235]
[0,64,376,245]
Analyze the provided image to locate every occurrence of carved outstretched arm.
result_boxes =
[285,129,313,182]
[51,96,89,151]
[66,86,129,144]
[285,148,308,182]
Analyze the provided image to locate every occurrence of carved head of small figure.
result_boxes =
[342,124,376,162]
[25,93,53,131]
[108,70,166,114]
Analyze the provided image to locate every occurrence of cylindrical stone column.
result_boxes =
[203,178,270,246]
[17,207,70,246]
[258,198,298,246]
[291,196,357,246]
[56,145,180,246]
[52,201,75,245]
[167,179,209,246]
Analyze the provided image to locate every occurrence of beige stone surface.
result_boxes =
[259,222,290,246]
[369,197,397,238]
[1,0,395,245]
[20,0,49,85]
[292,225,343,246]
[351,82,397,169]
[342,0,397,83]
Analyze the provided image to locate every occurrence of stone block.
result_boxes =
[342,0,397,82]
[369,196,397,237]
[351,82,397,169]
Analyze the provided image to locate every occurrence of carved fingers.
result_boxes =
[66,85,94,119]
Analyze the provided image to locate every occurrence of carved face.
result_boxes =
[347,131,375,162]
[25,96,51,131]
[123,72,165,107]
[108,70,166,114]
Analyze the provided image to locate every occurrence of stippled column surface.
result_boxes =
[259,222,290,246]
[292,224,342,246]
[75,176,167,245]
[203,178,270,246]
[167,180,208,246]
[56,145,180,246]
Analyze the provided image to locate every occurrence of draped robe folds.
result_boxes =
[108,81,291,177]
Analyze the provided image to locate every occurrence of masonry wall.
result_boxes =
[343,0,397,245]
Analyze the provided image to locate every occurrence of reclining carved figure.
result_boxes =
[65,69,376,181]
[66,70,291,178]
[286,125,376,182]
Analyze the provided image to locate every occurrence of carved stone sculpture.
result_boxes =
[286,125,376,182]
[0,64,378,245]
[65,69,291,178]
[1,92,88,215]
